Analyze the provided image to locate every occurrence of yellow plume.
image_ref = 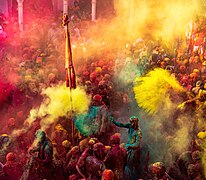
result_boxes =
[133,68,184,114]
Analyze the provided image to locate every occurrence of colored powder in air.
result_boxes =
[133,68,184,114]
[26,83,91,130]
[74,106,102,136]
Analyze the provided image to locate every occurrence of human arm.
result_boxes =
[76,148,89,179]
[110,116,130,128]
[76,157,87,179]
[177,89,206,109]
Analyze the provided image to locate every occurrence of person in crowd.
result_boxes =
[96,80,111,108]
[187,163,204,180]
[87,94,109,143]
[101,169,114,180]
[2,152,23,180]
[104,133,127,180]
[191,80,203,96]
[51,123,69,156]
[176,151,193,180]
[186,150,204,179]
[76,137,99,179]
[149,162,171,180]
[0,134,13,164]
[28,129,54,180]
[66,146,81,178]
[111,116,142,180]
[85,142,106,180]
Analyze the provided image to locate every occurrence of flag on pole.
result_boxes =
[63,14,77,145]
[63,14,76,89]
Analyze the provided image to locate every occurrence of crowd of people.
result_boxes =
[0,1,205,180]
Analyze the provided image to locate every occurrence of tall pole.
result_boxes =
[63,13,76,145]
[91,0,96,21]
[17,0,24,32]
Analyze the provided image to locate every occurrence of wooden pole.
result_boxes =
[63,13,76,145]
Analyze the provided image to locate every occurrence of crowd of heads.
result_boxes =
[0,1,205,180]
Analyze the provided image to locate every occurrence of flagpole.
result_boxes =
[63,13,77,145]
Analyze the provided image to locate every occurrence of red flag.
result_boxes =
[66,66,76,89]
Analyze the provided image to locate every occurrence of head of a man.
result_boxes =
[35,129,46,143]
[129,116,139,129]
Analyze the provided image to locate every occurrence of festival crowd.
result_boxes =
[0,1,205,180]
